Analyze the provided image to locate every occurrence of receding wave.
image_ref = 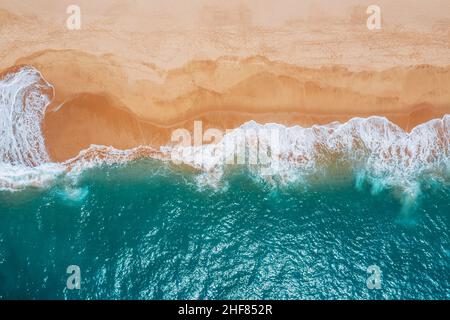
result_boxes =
[0,66,449,196]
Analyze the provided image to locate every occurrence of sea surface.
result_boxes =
[0,160,449,300]
[0,66,449,300]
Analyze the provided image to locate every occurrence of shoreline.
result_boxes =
[1,64,449,191]
[0,114,447,192]
[2,57,450,163]
[13,50,450,162]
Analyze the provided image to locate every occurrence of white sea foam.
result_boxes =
[64,144,168,173]
[0,66,65,190]
[0,66,53,166]
[0,162,65,191]
[168,116,450,192]
[55,185,90,204]
[0,66,449,195]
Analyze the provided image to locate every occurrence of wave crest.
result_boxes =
[169,116,450,191]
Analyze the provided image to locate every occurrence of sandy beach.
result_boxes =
[1,0,450,162]
[2,0,450,302]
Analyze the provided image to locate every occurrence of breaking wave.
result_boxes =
[0,66,66,191]
[167,116,450,202]
[0,66,52,166]
[0,66,449,197]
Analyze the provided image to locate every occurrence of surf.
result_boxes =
[0,65,449,198]
[0,66,53,166]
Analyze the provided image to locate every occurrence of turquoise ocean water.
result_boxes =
[0,160,448,300]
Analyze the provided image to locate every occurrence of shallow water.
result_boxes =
[0,160,448,299]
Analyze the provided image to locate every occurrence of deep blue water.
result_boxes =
[0,160,449,299]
